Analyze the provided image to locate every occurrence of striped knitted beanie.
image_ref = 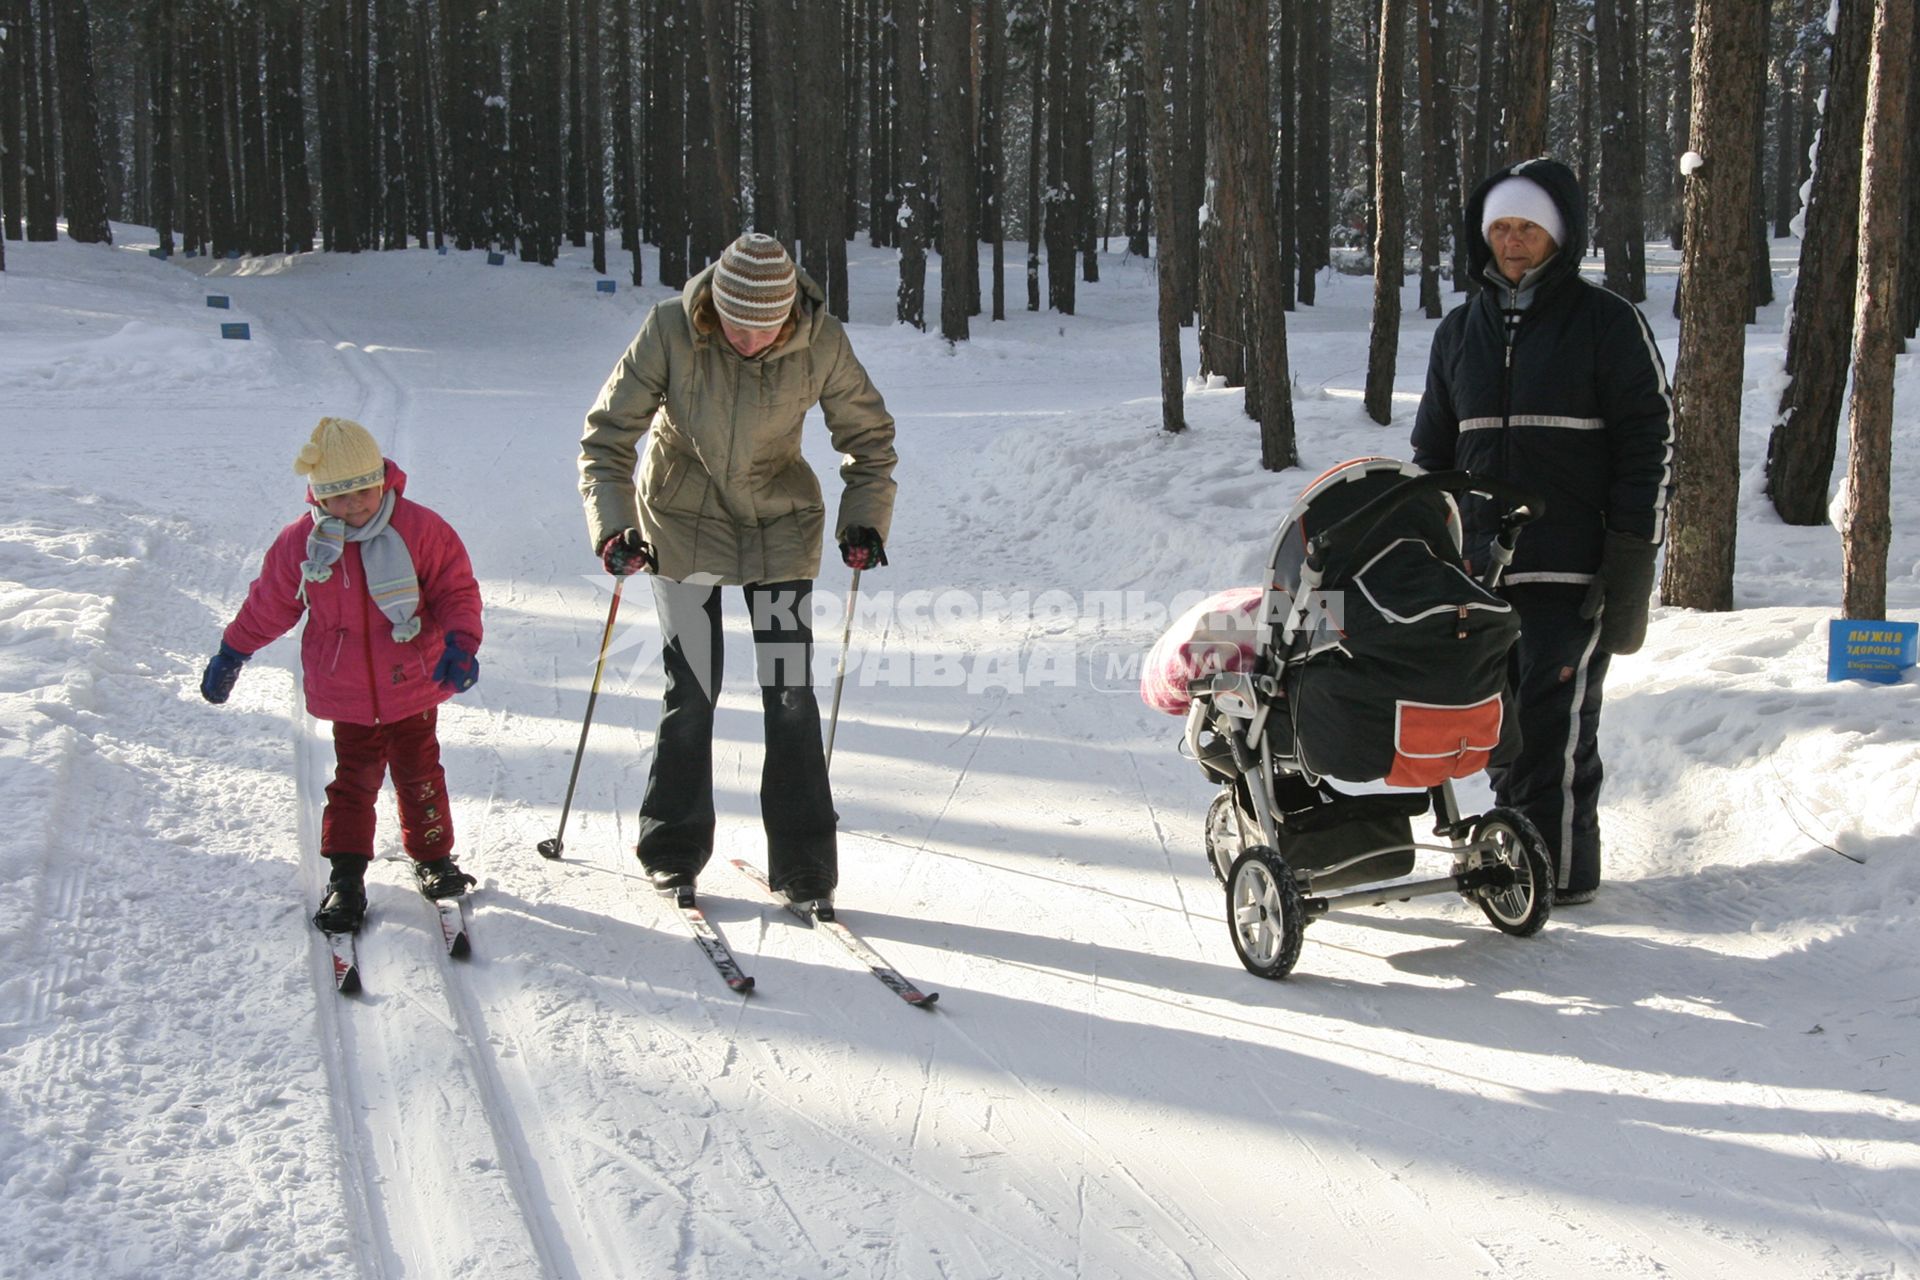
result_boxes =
[712,233,798,331]
[295,417,386,499]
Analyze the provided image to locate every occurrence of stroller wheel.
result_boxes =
[1227,847,1307,979]
[1467,808,1553,937]
[1204,791,1241,884]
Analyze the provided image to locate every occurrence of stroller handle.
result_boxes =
[1305,470,1546,569]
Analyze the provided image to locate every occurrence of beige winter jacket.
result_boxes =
[579,262,898,585]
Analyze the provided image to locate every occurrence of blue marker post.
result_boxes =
[220,323,252,341]
[1827,620,1918,684]
[207,295,231,309]
[596,280,617,295]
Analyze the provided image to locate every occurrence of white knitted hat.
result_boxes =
[294,417,385,498]
[1480,176,1566,248]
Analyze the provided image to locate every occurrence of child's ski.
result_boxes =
[429,895,471,959]
[325,930,361,994]
[729,861,939,1009]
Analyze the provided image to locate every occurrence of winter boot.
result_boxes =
[647,867,697,906]
[413,855,477,900]
[780,877,835,922]
[313,855,370,934]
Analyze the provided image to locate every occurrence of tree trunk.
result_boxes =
[1364,0,1405,426]
[867,0,894,248]
[1469,0,1496,191]
[54,0,112,243]
[1668,0,1691,248]
[1043,0,1076,313]
[933,0,970,340]
[1070,2,1097,284]
[1209,0,1294,466]
[697,0,740,244]
[1124,53,1149,258]
[375,0,407,248]
[1596,0,1646,300]
[585,0,605,275]
[1661,0,1764,612]
[1770,29,1795,237]
[1414,0,1441,318]
[1274,0,1295,310]
[1766,0,1871,525]
[895,0,927,328]
[147,0,177,255]
[754,0,797,247]
[1839,0,1911,619]
[612,0,642,282]
[1747,48,1772,315]
[566,0,587,247]
[984,0,1006,320]
[3,0,28,242]
[1504,0,1553,161]
[1296,0,1329,304]
[653,0,687,286]
[1134,0,1185,433]
[1025,15,1041,312]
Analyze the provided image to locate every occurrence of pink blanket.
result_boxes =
[1139,587,1265,716]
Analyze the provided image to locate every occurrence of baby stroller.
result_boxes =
[1143,458,1554,979]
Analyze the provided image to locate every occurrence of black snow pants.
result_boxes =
[637,577,839,895]
[1485,584,1611,896]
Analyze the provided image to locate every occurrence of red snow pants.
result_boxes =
[319,708,454,862]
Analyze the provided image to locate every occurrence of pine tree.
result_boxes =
[1662,0,1765,612]
[55,0,112,242]
[1765,0,1871,525]
[1134,0,1185,433]
[1839,0,1912,619]
[1364,0,1405,426]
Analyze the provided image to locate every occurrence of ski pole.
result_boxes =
[538,577,625,859]
[823,568,861,770]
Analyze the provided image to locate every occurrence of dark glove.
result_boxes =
[1580,531,1658,655]
[200,642,250,704]
[433,632,480,692]
[839,526,888,570]
[599,528,655,576]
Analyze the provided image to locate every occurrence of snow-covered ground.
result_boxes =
[1,225,1915,1280]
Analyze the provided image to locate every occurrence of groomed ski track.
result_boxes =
[0,233,1914,1279]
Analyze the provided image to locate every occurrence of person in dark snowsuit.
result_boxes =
[1411,157,1674,905]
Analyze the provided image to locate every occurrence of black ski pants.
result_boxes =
[1486,584,1611,896]
[637,577,838,895]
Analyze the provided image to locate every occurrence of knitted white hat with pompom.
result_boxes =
[295,417,385,499]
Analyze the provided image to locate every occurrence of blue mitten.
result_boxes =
[200,642,250,704]
[433,633,480,692]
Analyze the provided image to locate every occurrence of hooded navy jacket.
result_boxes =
[1411,157,1674,585]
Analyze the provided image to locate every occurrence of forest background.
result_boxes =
[2,0,1914,619]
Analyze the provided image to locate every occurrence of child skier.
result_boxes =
[199,417,485,933]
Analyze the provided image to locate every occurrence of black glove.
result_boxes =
[200,642,250,704]
[1580,531,1658,655]
[600,528,655,576]
[839,526,888,570]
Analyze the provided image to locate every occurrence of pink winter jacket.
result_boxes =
[222,461,484,726]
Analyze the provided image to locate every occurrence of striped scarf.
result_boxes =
[300,489,423,643]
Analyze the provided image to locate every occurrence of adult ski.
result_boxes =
[666,887,756,994]
[324,930,361,995]
[729,860,939,1009]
